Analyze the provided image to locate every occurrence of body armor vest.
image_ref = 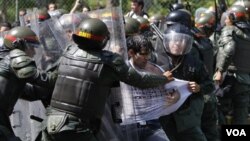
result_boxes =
[51,45,115,119]
[193,37,214,77]
[231,34,250,73]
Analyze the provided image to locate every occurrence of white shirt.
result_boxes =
[125,11,149,19]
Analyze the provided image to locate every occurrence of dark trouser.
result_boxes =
[121,120,169,141]
[0,111,21,141]
[35,108,100,141]
[159,116,207,141]
[37,128,98,141]
[217,82,250,125]
[201,94,220,141]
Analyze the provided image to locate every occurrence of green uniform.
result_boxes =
[0,49,55,141]
[191,28,219,141]
[38,44,170,141]
[159,54,214,141]
[216,25,250,124]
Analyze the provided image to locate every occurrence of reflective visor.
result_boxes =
[163,32,193,55]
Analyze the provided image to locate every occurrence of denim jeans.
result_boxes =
[121,120,169,141]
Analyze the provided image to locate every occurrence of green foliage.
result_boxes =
[0,0,237,23]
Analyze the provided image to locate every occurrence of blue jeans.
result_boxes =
[121,120,169,141]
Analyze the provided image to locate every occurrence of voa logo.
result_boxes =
[226,129,246,136]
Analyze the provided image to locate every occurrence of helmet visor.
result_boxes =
[163,33,193,55]
[24,41,41,57]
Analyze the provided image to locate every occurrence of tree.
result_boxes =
[0,0,8,22]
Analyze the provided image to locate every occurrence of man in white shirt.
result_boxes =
[125,0,149,19]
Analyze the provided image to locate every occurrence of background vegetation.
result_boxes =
[0,0,237,23]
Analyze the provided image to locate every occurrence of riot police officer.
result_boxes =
[0,26,56,141]
[158,23,214,141]
[38,18,174,141]
[124,17,140,37]
[195,12,220,141]
[165,9,193,28]
[214,4,250,125]
[164,9,219,141]
[169,3,185,12]
[149,14,165,28]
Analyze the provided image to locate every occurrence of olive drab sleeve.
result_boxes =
[216,26,245,72]
[106,52,168,88]
[10,49,37,78]
[10,49,57,88]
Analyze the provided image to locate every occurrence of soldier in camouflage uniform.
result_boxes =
[214,5,250,125]
[38,18,174,141]
[0,26,56,141]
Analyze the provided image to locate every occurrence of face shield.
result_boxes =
[21,39,40,57]
[163,32,193,56]
[220,12,228,27]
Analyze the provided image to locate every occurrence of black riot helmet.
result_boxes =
[163,23,193,56]
[4,26,39,50]
[169,3,185,11]
[72,18,110,50]
[165,9,193,28]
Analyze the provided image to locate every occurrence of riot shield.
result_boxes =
[10,16,70,141]
[84,7,129,141]
[0,31,8,48]
[19,9,33,27]
[29,8,40,36]
[19,15,27,27]
[220,12,228,27]
[19,8,33,26]
[32,17,70,71]
[10,99,46,141]
[0,31,10,59]
[87,7,127,60]
[58,13,89,41]
[48,9,63,18]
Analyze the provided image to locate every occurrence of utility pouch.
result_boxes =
[47,114,68,134]
[220,72,236,94]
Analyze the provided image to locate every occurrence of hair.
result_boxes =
[131,0,144,9]
[126,34,154,53]
[0,21,12,29]
[48,2,57,10]
[82,5,91,11]
[19,8,27,14]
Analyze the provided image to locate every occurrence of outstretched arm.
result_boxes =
[70,0,81,14]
